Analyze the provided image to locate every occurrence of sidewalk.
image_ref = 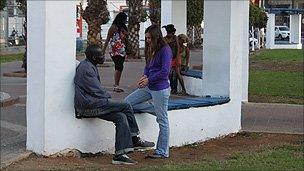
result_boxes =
[242,102,304,134]
[1,49,303,168]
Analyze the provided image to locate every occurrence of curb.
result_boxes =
[0,151,33,169]
[242,102,304,107]
[2,71,27,78]
[104,58,144,62]
[0,97,20,107]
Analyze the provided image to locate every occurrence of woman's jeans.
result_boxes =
[125,87,170,157]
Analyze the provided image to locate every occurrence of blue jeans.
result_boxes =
[125,87,170,157]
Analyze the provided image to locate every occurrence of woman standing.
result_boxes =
[102,12,128,92]
[125,25,172,158]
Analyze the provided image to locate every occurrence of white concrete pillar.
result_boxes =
[202,0,247,99]
[161,0,186,35]
[290,14,302,44]
[27,1,76,154]
[139,19,151,48]
[242,1,249,102]
[266,13,275,49]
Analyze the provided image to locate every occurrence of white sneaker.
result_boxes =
[113,85,124,92]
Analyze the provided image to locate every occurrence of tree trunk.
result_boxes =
[193,25,202,48]
[126,0,143,58]
[148,0,161,26]
[81,0,109,48]
[87,24,102,48]
[187,25,194,48]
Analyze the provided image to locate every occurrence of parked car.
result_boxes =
[275,26,290,40]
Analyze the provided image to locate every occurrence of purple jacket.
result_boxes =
[144,45,172,91]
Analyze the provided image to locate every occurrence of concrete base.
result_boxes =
[65,101,240,155]
[178,76,203,96]
[269,43,302,49]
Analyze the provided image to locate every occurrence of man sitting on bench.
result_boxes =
[74,44,154,165]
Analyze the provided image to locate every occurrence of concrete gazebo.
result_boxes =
[266,8,303,49]
[27,0,249,155]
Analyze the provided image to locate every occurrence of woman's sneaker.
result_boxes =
[112,154,137,165]
[145,153,168,159]
[113,85,124,92]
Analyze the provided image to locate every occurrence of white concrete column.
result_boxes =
[242,1,249,102]
[161,0,186,35]
[290,14,302,44]
[202,0,247,99]
[27,1,76,154]
[266,13,275,49]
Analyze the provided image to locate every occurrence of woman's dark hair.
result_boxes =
[112,12,128,32]
[144,25,167,62]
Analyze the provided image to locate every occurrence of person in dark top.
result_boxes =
[163,24,187,95]
[102,12,128,93]
[74,45,154,165]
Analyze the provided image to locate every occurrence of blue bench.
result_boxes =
[181,69,203,79]
[168,96,230,110]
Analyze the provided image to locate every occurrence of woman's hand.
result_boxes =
[137,75,149,88]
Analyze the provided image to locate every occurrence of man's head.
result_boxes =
[85,44,105,65]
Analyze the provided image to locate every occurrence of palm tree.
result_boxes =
[148,0,161,26]
[81,0,109,48]
[187,0,203,49]
[126,0,144,58]
[0,0,6,10]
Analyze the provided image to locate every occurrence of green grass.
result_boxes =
[0,53,24,63]
[249,49,304,104]
[138,142,304,171]
[249,71,304,104]
[251,49,303,62]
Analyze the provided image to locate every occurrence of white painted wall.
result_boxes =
[70,103,241,154]
[139,19,152,48]
[178,76,203,96]
[27,1,76,154]
[161,0,187,35]
[203,0,230,97]
[242,1,250,102]
[266,13,275,49]
[290,14,302,44]
[202,0,245,100]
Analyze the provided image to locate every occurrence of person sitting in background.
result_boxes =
[177,34,190,72]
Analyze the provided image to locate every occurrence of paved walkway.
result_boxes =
[242,102,303,134]
[1,49,303,168]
